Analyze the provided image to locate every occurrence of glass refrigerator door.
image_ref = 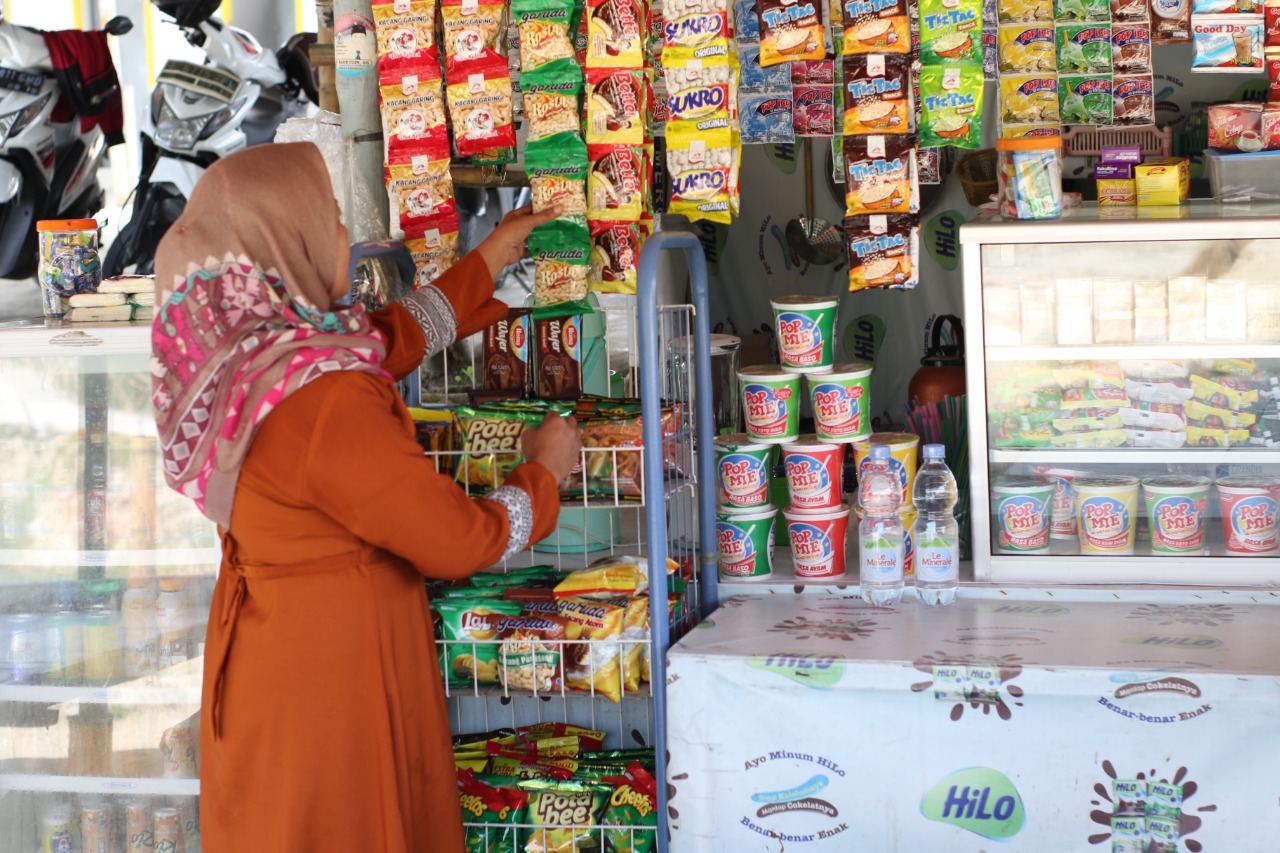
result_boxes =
[0,325,218,852]
[965,210,1280,585]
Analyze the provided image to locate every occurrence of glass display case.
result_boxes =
[961,202,1280,585]
[0,319,218,852]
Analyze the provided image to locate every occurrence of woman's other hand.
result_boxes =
[475,205,562,280]
[521,414,581,483]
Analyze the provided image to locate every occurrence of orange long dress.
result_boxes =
[198,255,561,852]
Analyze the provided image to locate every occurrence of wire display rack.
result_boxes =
[420,233,717,852]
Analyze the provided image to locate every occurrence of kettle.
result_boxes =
[908,315,966,407]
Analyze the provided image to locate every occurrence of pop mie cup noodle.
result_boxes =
[852,432,920,509]
[1073,475,1140,556]
[1216,475,1280,556]
[781,436,844,510]
[739,365,802,444]
[716,507,777,579]
[1142,475,1211,556]
[809,362,874,443]
[771,295,839,373]
[857,507,918,577]
[1031,466,1090,539]
[783,504,851,580]
[991,477,1054,554]
[714,434,773,510]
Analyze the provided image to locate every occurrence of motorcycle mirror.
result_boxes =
[105,16,133,36]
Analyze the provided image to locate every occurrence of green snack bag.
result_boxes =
[918,66,985,149]
[528,220,592,305]
[525,131,589,228]
[1055,25,1112,74]
[521,58,584,142]
[511,0,577,72]
[520,777,612,852]
[1059,75,1113,125]
[1054,0,1109,22]
[919,0,984,66]
[600,762,659,853]
[458,770,528,853]
[434,599,524,688]
[453,406,547,492]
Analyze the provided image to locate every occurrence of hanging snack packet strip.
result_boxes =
[842,54,911,134]
[792,84,835,135]
[740,91,797,141]
[918,65,985,147]
[845,213,919,290]
[406,217,463,287]
[587,0,648,67]
[919,0,985,65]
[757,0,827,65]
[999,73,1060,123]
[663,49,740,126]
[446,57,518,155]
[374,0,441,78]
[386,158,459,239]
[997,24,1057,73]
[843,134,918,215]
[523,60,586,141]
[842,0,911,55]
[665,122,740,222]
[441,0,507,75]
[589,221,642,293]
[527,132,591,220]
[586,67,649,143]
[512,0,578,72]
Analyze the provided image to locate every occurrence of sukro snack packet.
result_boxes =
[842,54,911,135]
[663,49,739,125]
[844,134,918,216]
[920,0,985,65]
[445,57,517,154]
[512,0,577,72]
[757,0,826,66]
[918,65,985,148]
[845,213,919,290]
[665,122,740,222]
[441,0,506,74]
[662,0,732,49]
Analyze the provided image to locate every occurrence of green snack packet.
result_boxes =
[525,131,589,229]
[919,0,984,66]
[1055,25,1112,74]
[918,66,985,149]
[511,0,577,72]
[1053,0,1109,22]
[469,566,565,587]
[521,58,584,142]
[600,762,659,853]
[458,770,528,853]
[528,220,592,305]
[453,406,548,492]
[434,599,524,688]
[519,777,612,852]
[1059,75,1113,126]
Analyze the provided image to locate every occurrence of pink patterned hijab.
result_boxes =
[151,143,389,527]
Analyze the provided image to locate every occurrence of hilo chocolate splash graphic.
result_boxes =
[910,652,1026,721]
[767,614,880,642]
[1126,604,1237,627]
[1088,761,1217,852]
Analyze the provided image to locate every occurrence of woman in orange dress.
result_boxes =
[151,143,580,851]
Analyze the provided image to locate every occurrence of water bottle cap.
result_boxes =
[923,443,945,458]
[869,445,890,460]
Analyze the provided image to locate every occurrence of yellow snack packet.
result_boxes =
[664,122,740,224]
[999,74,1060,124]
[997,24,1056,73]
[557,597,627,703]
[554,564,648,599]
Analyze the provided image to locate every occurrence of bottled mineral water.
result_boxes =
[913,444,960,606]
[858,445,904,607]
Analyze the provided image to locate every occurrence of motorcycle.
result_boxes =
[0,13,132,279]
[105,0,317,277]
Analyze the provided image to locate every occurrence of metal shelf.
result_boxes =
[990,448,1280,464]
[0,775,198,796]
[985,344,1280,361]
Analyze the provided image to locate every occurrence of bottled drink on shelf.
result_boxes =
[43,605,84,684]
[122,576,159,679]
[82,604,123,682]
[79,796,115,853]
[38,801,75,853]
[156,579,193,674]
[154,806,186,853]
[913,444,960,607]
[125,798,154,851]
[2,612,45,684]
[858,445,904,607]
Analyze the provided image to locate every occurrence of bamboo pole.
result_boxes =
[314,1,338,115]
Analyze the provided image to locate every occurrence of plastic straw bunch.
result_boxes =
[903,394,970,558]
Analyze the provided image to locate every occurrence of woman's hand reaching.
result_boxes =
[521,414,581,484]
[475,205,562,280]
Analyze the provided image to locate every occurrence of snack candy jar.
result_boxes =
[37,218,101,317]
[739,365,802,443]
[714,434,773,510]
[770,295,839,372]
[780,436,844,510]
[809,362,874,442]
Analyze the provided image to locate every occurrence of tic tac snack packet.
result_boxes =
[589,221,641,292]
[793,85,835,135]
[589,144,646,219]
[1059,74,1113,124]
[757,0,826,65]
[529,222,591,304]
[435,599,525,687]
[526,132,590,219]
[586,67,648,144]
[845,213,919,290]
[586,0,646,67]
[1057,24,1113,72]
[843,0,911,54]
[441,0,506,74]
[519,778,612,852]
[918,65,985,148]
[843,134,918,215]
[998,24,1057,72]
[661,0,732,49]
[665,122,740,223]
[1113,75,1155,126]
[1113,24,1153,73]
[446,58,517,154]
[374,0,441,77]
[920,0,985,65]
[1000,74,1060,123]
[842,54,911,135]
[511,0,577,72]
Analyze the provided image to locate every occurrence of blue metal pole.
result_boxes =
[637,231,716,853]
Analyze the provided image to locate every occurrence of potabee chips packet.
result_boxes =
[519,778,612,852]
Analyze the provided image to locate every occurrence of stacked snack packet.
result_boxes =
[453,724,660,853]
[65,275,156,322]
[514,0,594,303]
[373,0,461,286]
[840,0,922,291]
[661,0,743,222]
[916,0,988,148]
[430,556,685,702]
[734,0,797,144]
[584,0,654,293]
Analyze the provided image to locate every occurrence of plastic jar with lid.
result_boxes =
[995,138,1064,220]
[36,218,100,316]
